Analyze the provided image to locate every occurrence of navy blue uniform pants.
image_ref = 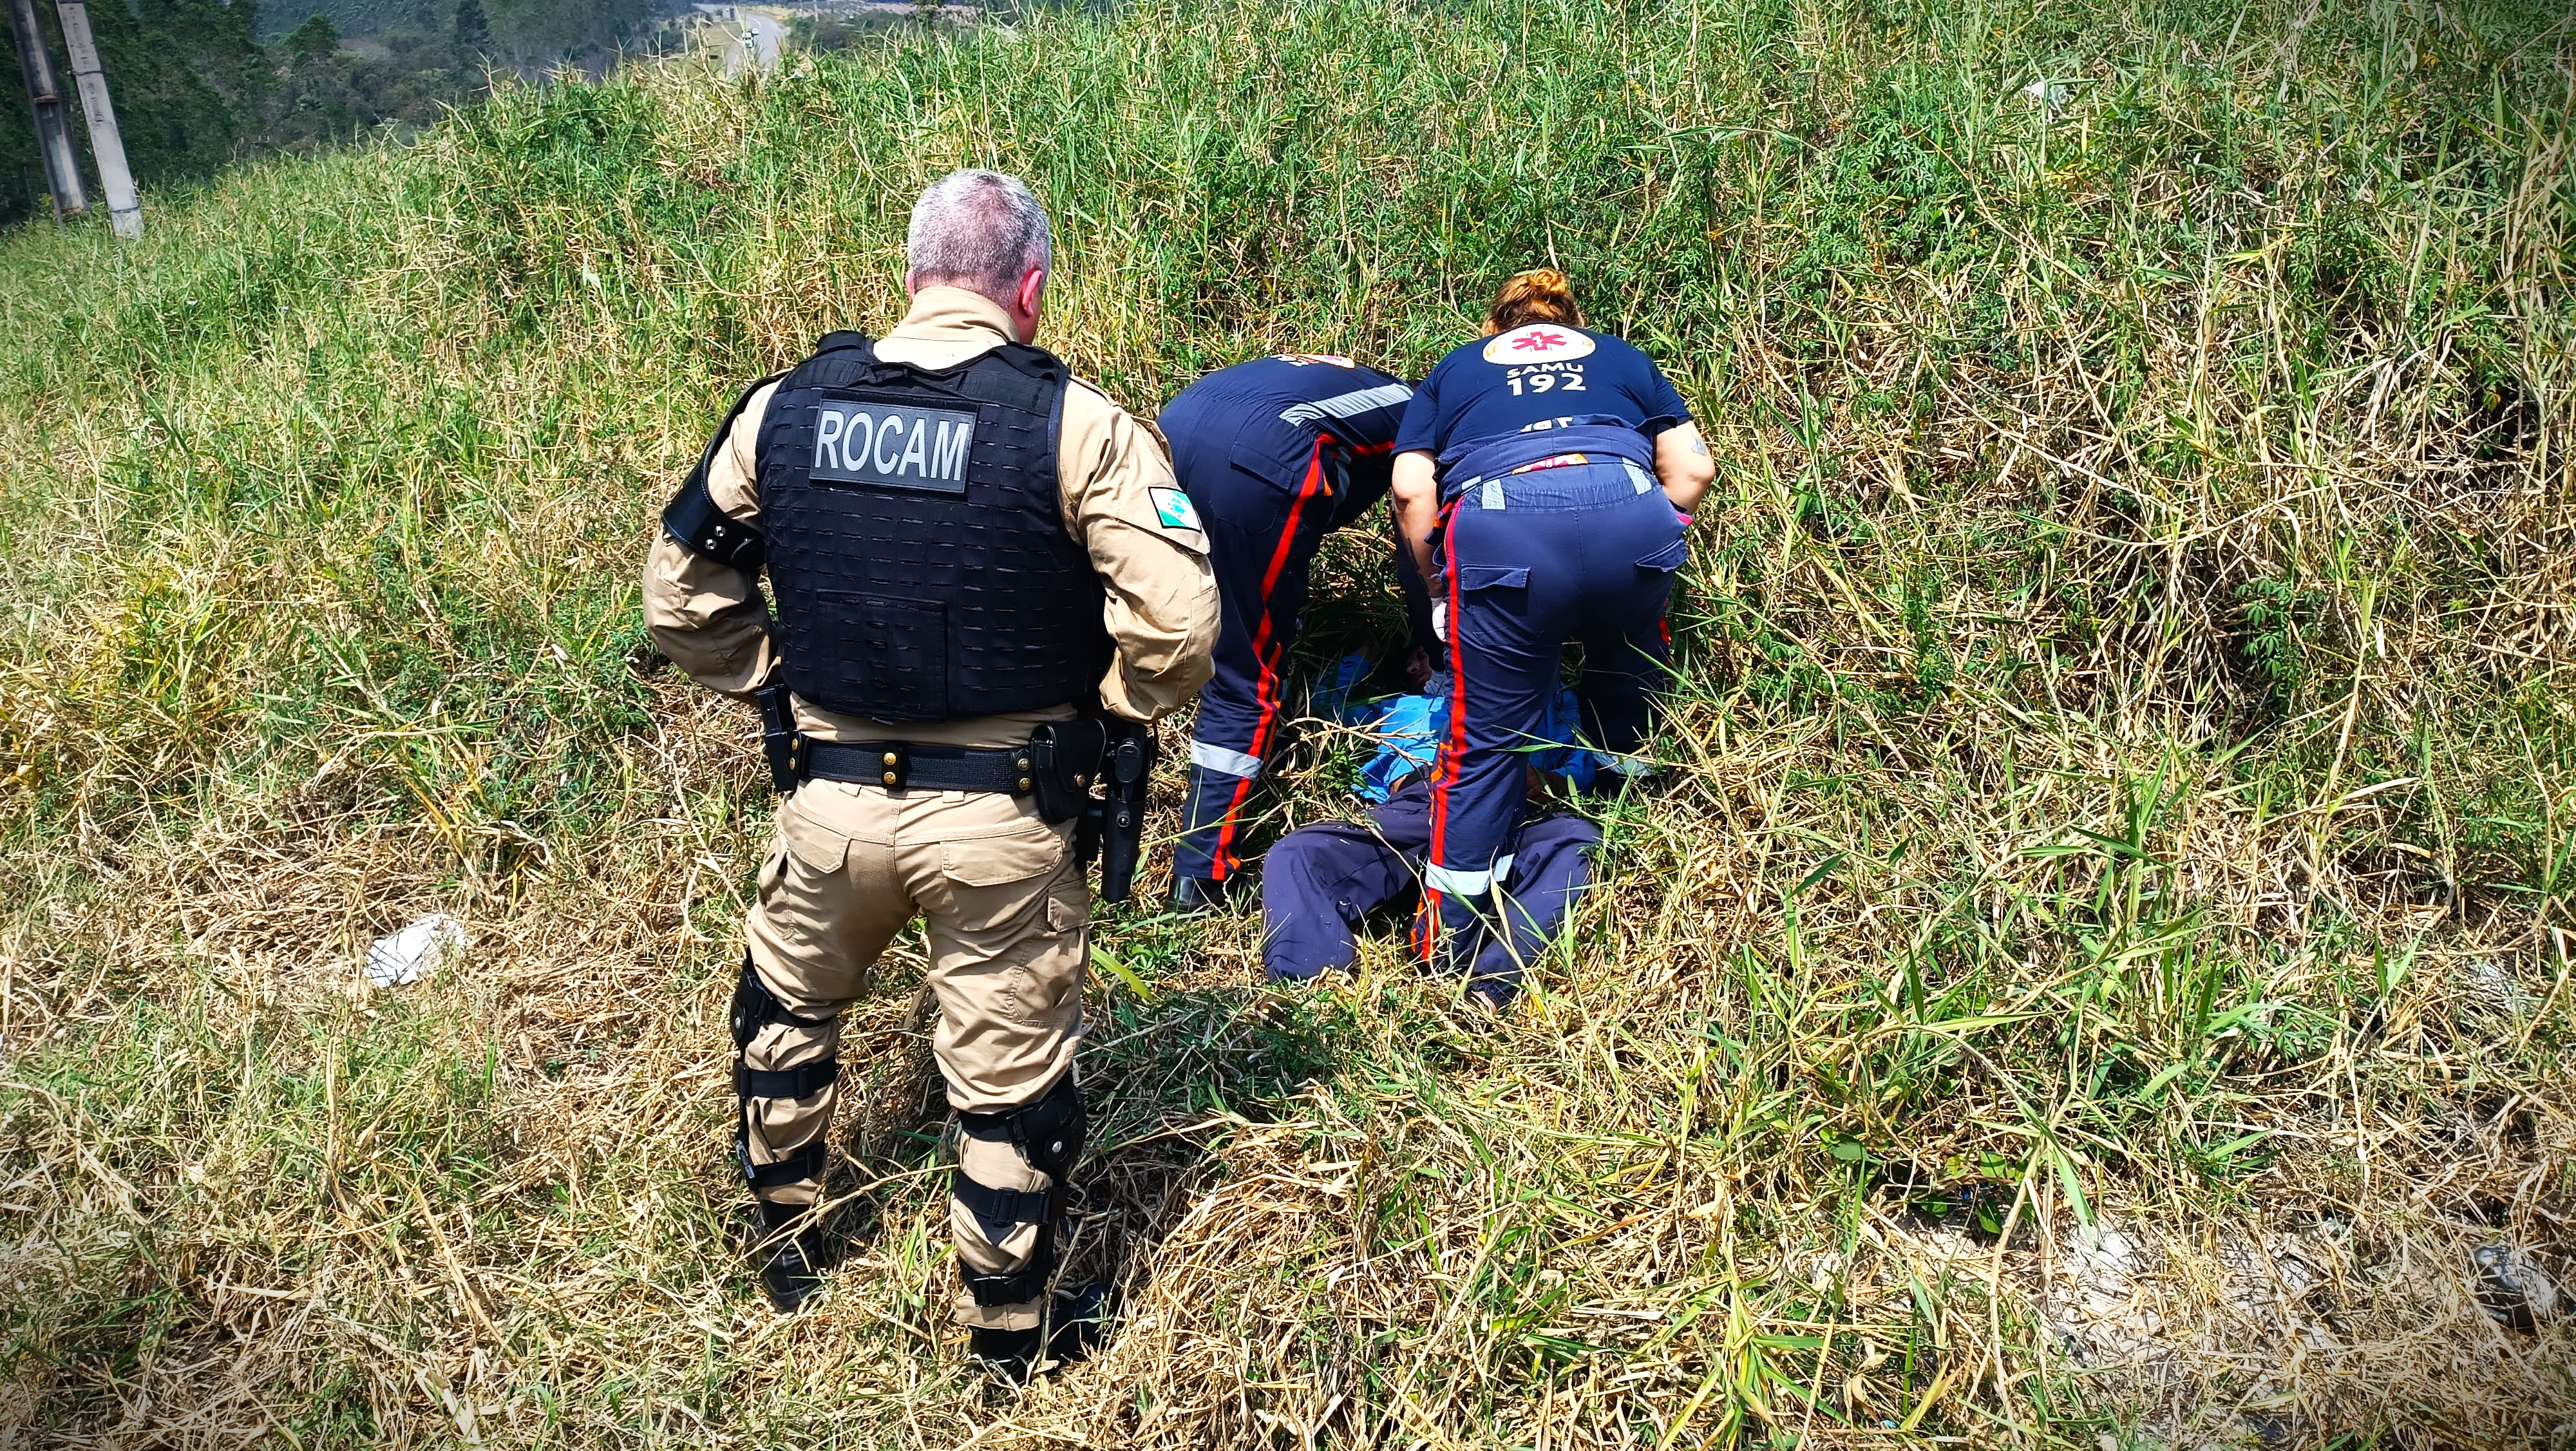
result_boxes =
[1262,777,1598,1005]
[1422,448,1683,953]
[1173,448,1428,882]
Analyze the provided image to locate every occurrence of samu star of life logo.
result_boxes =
[1482,322,1597,364]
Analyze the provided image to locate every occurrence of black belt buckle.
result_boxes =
[873,741,909,790]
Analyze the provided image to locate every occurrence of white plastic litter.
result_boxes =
[2475,1242,2562,1331]
[2022,79,2072,113]
[366,913,466,989]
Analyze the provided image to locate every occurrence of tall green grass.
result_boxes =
[1,0,2570,1445]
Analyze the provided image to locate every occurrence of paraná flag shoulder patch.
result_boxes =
[1482,324,1597,365]
[1149,486,1208,550]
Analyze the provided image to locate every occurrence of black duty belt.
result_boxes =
[802,739,1037,795]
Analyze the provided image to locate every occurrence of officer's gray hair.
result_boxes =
[906,169,1052,301]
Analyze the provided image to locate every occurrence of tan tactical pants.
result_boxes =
[737,777,1088,1331]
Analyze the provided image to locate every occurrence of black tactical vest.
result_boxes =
[757,332,1110,723]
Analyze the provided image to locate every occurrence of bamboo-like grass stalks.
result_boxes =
[0,0,2569,1445]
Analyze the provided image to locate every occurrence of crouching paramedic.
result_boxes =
[641,170,1217,1369]
[1154,354,1425,912]
[1388,268,1712,992]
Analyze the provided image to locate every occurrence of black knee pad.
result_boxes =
[730,954,838,1095]
[960,1232,1058,1308]
[730,954,838,1191]
[956,1072,1086,1184]
[730,953,823,1048]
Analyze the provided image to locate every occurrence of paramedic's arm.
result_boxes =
[1653,421,1715,515]
[1392,450,1443,593]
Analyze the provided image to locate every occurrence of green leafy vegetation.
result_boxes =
[0,0,2570,1444]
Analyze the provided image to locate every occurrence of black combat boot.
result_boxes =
[752,1200,828,1313]
[971,1283,1113,1385]
[1166,873,1236,915]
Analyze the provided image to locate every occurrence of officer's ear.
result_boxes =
[1010,266,1048,342]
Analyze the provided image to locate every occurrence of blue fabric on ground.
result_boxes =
[1354,674,1596,804]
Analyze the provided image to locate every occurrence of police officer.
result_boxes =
[1154,354,1423,911]
[1385,269,1714,991]
[642,171,1217,1374]
[1262,679,1600,1008]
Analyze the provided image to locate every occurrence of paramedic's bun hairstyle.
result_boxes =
[1486,268,1582,334]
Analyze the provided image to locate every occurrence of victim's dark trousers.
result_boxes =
[1262,777,1598,1004]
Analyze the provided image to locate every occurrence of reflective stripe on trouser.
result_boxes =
[739,779,1088,1329]
[1262,777,1598,1004]
[1173,439,1336,880]
[1421,466,1681,962]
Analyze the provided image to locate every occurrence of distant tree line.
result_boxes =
[1,0,666,228]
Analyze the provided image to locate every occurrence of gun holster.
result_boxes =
[1026,718,1108,826]
[1097,719,1155,905]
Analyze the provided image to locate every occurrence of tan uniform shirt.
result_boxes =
[643,285,1217,743]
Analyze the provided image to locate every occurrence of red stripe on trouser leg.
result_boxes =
[1206,773,1256,878]
[1421,498,1469,963]
[1209,440,1331,880]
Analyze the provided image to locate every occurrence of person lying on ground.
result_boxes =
[1260,675,1603,1010]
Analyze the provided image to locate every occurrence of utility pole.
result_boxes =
[51,1,138,236]
[5,0,87,224]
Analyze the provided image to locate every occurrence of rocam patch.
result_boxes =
[1482,324,1596,365]
[1149,486,1209,549]
[811,400,975,495]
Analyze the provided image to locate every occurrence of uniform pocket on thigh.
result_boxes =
[1045,873,1089,934]
[921,821,1069,940]
[1459,564,1530,593]
[923,822,1083,1030]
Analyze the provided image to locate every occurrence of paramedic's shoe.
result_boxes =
[1166,874,1236,915]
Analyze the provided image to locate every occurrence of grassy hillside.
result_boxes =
[1,0,2571,1445]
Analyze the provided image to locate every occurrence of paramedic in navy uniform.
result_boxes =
[1155,353,1419,913]
[1387,268,1714,992]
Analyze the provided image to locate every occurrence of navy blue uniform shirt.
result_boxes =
[1158,354,1412,506]
[1393,323,1690,460]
